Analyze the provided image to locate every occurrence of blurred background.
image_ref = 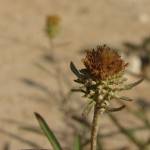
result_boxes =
[0,0,149,149]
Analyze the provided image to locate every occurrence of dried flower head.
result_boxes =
[83,45,128,80]
[46,15,61,39]
[70,44,143,115]
[70,45,143,150]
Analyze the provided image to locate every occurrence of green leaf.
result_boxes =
[34,112,62,150]
[73,135,81,150]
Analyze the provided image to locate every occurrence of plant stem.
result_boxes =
[91,103,100,150]
[49,38,55,61]
[50,38,54,50]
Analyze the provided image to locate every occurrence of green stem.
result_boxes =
[91,103,100,150]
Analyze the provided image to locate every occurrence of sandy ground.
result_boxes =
[0,0,150,149]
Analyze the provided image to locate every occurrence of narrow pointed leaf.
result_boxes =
[123,78,144,90]
[117,96,133,101]
[108,105,126,112]
[34,112,62,150]
[74,79,85,84]
[120,96,133,101]
[71,88,86,94]
[79,69,91,78]
[70,62,83,78]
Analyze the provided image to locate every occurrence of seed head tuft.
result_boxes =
[82,45,128,80]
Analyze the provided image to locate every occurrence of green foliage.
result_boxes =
[34,112,62,150]
[35,113,83,150]
[73,135,81,150]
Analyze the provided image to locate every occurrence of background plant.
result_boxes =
[34,45,146,150]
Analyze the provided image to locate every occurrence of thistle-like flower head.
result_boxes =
[70,45,143,116]
[83,45,128,80]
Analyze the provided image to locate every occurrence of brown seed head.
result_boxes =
[46,15,60,26]
[46,15,61,38]
[82,45,128,80]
